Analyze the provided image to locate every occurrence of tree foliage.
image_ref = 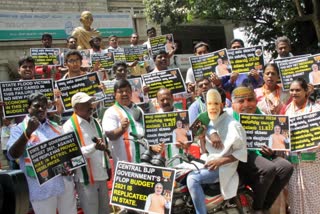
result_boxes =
[143,0,320,53]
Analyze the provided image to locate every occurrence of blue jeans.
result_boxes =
[187,168,219,214]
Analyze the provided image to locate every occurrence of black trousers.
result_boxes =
[238,152,293,210]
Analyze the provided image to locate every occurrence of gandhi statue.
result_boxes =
[71,11,102,50]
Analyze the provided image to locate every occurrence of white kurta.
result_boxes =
[102,104,145,167]
[206,112,247,199]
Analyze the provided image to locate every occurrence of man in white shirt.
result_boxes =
[187,89,247,214]
[63,92,110,214]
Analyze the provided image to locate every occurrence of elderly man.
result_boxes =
[7,92,76,214]
[309,63,320,85]
[275,36,293,59]
[268,125,287,150]
[63,92,109,214]
[227,86,293,214]
[187,89,247,214]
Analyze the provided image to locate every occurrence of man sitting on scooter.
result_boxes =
[187,88,247,214]
[228,86,293,214]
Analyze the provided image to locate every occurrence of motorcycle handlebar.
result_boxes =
[129,132,143,139]
[124,133,149,149]
[185,153,206,164]
[126,134,205,166]
[166,153,205,166]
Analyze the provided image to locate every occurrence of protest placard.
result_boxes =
[62,48,92,67]
[227,46,264,73]
[0,79,55,118]
[27,132,86,185]
[273,54,311,64]
[141,68,186,99]
[102,80,115,108]
[290,111,320,152]
[278,54,320,90]
[91,52,114,70]
[150,34,174,55]
[239,114,290,151]
[124,45,150,63]
[111,161,175,213]
[55,72,105,111]
[144,110,191,145]
[30,48,61,66]
[189,48,231,81]
[108,49,126,63]
[127,78,145,105]
[170,54,193,71]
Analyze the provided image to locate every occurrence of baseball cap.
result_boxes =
[71,92,94,108]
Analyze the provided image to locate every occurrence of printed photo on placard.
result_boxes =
[278,54,320,90]
[55,72,105,111]
[240,114,290,151]
[27,132,86,185]
[150,34,174,55]
[227,46,264,74]
[127,77,145,105]
[189,48,231,81]
[30,48,61,66]
[124,45,150,63]
[144,110,192,145]
[108,49,126,63]
[141,68,186,99]
[91,52,114,70]
[111,161,175,214]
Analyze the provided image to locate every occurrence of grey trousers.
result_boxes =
[238,152,293,210]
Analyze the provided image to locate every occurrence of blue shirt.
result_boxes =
[222,73,263,92]
[7,116,66,201]
[188,97,206,125]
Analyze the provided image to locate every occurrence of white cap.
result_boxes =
[71,92,94,108]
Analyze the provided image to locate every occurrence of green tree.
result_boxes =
[143,0,320,54]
